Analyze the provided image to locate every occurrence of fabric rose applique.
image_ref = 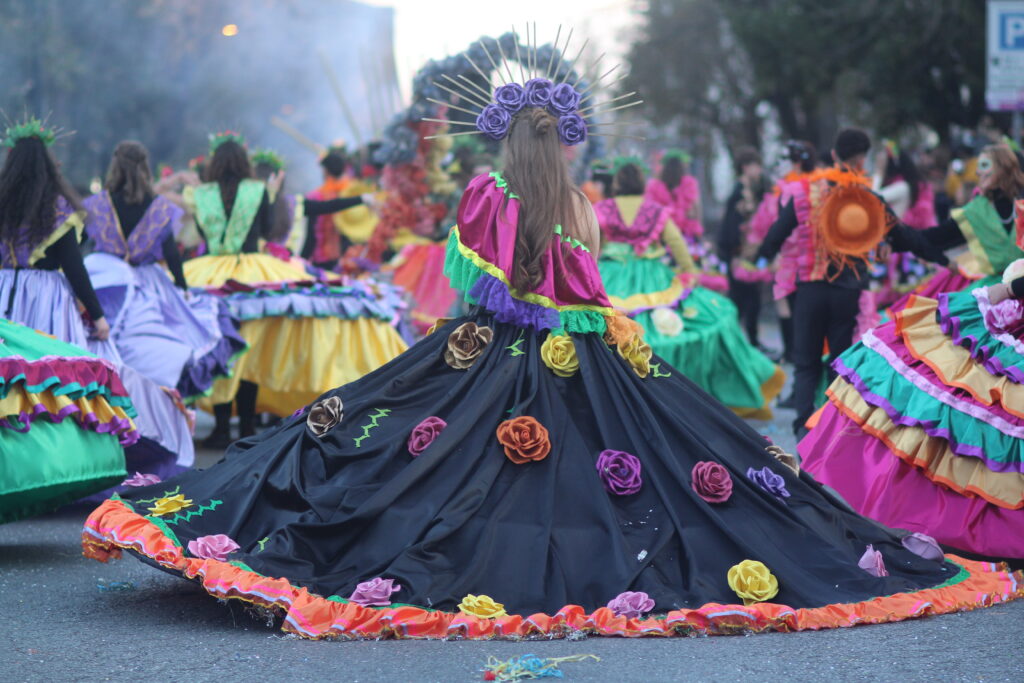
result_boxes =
[690,461,733,503]
[425,317,453,336]
[148,494,192,516]
[444,322,494,370]
[858,545,889,578]
[348,577,401,606]
[650,307,684,337]
[540,333,579,377]
[307,395,343,437]
[407,416,446,457]
[496,416,551,464]
[458,593,508,619]
[747,466,790,501]
[187,534,240,562]
[901,532,943,562]
[122,472,161,487]
[596,450,643,496]
[617,335,653,378]
[727,559,779,605]
[606,591,655,619]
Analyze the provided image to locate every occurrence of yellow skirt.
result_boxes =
[199,316,408,416]
[184,253,313,289]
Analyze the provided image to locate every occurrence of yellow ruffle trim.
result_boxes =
[184,253,314,289]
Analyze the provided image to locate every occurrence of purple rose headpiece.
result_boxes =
[420,28,643,148]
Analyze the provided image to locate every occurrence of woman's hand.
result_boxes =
[987,282,1013,305]
[361,193,379,211]
[92,316,111,341]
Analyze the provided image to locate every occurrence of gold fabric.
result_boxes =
[731,365,786,421]
[607,278,687,312]
[661,220,698,275]
[827,380,1024,510]
[0,385,136,434]
[897,297,1024,418]
[199,316,407,417]
[183,253,313,289]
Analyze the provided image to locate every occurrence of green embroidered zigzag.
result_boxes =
[256,536,269,552]
[134,485,181,505]
[651,363,672,378]
[353,408,391,448]
[506,332,525,357]
[164,499,223,526]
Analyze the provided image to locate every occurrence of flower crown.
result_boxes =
[421,27,643,149]
[2,117,58,148]
[661,148,692,165]
[251,148,285,171]
[209,130,246,155]
[612,155,649,176]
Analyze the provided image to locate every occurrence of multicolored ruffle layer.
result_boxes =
[82,497,1022,640]
[801,290,1024,558]
[444,227,616,335]
[176,295,250,401]
[209,279,408,327]
[1,321,139,444]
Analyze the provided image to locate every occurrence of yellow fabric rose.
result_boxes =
[617,335,653,378]
[540,334,579,377]
[457,593,507,619]
[148,494,193,517]
[727,559,780,605]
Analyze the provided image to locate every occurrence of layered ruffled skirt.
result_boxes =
[185,253,408,416]
[598,252,783,417]
[85,254,247,400]
[801,288,1024,559]
[390,242,459,336]
[0,318,138,523]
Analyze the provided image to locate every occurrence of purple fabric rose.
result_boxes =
[606,591,655,618]
[596,450,643,496]
[122,472,162,487]
[494,83,526,113]
[901,532,944,562]
[746,466,790,500]
[187,534,240,562]
[475,104,512,141]
[557,113,588,146]
[690,461,733,503]
[408,416,447,457]
[348,577,401,606]
[549,82,582,115]
[524,78,554,108]
[858,544,889,577]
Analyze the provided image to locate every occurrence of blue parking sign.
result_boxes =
[1001,12,1024,48]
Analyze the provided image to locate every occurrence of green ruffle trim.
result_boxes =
[443,230,609,335]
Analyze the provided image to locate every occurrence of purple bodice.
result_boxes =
[0,196,79,268]
[84,192,183,266]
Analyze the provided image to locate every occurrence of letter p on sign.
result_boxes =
[1002,13,1024,48]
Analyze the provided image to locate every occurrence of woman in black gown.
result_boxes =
[83,92,1021,639]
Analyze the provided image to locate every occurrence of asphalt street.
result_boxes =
[3,348,1022,682]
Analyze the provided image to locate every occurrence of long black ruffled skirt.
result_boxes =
[85,312,973,633]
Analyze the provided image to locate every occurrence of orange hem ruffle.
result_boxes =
[82,498,1023,640]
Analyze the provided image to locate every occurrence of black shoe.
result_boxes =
[201,430,233,450]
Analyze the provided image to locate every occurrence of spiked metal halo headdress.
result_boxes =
[421,25,644,146]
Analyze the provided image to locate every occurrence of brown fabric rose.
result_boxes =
[444,322,494,370]
[496,416,551,464]
[307,395,343,437]
[766,445,800,475]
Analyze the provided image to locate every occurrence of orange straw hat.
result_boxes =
[815,183,891,257]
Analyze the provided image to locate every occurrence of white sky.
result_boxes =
[361,0,640,95]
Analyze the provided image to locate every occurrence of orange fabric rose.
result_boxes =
[603,313,642,347]
[496,416,551,464]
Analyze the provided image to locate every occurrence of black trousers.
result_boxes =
[728,275,762,347]
[791,281,862,434]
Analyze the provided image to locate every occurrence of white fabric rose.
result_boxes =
[651,307,684,337]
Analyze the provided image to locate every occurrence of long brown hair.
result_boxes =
[104,140,154,204]
[502,108,584,292]
[0,137,81,248]
[981,144,1024,201]
[205,140,252,214]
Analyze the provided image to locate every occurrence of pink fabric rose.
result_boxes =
[407,416,447,457]
[187,534,240,562]
[690,461,733,503]
[348,577,402,606]
[606,591,655,618]
[858,544,889,577]
[985,298,1024,333]
[902,532,944,562]
[122,472,161,487]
